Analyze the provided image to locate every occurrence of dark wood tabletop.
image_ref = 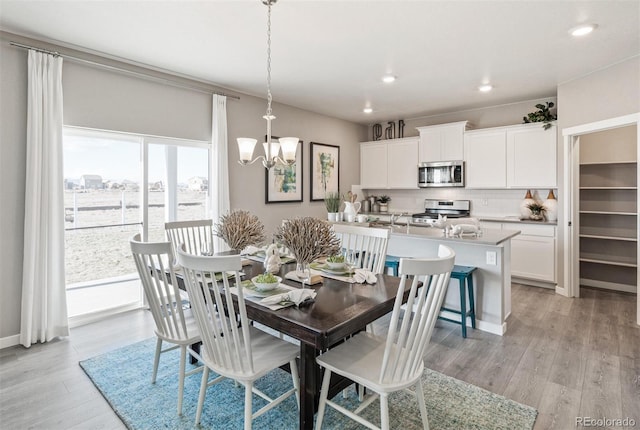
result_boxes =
[239,260,405,430]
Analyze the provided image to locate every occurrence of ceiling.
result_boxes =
[1,1,638,125]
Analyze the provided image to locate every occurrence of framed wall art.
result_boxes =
[310,142,340,201]
[265,137,303,204]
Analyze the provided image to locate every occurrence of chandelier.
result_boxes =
[237,0,299,169]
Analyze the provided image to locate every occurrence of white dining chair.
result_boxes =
[129,233,203,416]
[331,224,390,274]
[177,247,300,430]
[315,244,455,430]
[165,219,215,263]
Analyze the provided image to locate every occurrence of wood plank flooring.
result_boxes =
[0,284,638,429]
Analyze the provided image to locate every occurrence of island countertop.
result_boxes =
[388,225,520,246]
[333,221,520,246]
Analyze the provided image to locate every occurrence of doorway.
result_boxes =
[562,113,640,325]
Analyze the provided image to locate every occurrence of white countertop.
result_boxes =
[333,221,520,246]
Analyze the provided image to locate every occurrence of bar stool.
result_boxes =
[384,255,401,276]
[439,265,477,338]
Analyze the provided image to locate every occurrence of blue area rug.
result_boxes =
[80,338,537,429]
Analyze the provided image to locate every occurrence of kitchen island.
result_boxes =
[365,223,520,335]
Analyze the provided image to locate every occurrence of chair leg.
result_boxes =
[195,367,209,425]
[244,381,253,430]
[289,359,300,408]
[415,379,430,430]
[315,369,332,430]
[151,337,162,384]
[467,274,476,329]
[177,345,186,415]
[380,393,390,430]
[459,279,467,338]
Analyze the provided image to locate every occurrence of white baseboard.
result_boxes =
[0,334,20,349]
[439,309,506,336]
[512,277,556,290]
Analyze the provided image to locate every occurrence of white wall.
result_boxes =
[0,31,366,342]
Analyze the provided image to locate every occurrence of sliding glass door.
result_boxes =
[63,127,210,325]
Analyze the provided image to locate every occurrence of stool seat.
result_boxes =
[439,265,477,338]
[384,255,401,276]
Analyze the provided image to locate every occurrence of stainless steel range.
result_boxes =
[411,199,471,225]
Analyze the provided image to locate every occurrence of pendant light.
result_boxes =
[237,0,299,169]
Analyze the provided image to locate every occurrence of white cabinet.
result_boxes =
[481,221,556,284]
[360,142,387,188]
[464,130,507,188]
[360,137,418,189]
[511,225,556,283]
[417,121,468,162]
[507,124,557,188]
[465,123,557,189]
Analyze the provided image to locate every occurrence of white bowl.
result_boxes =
[251,275,282,292]
[326,261,346,270]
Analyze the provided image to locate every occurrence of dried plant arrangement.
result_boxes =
[274,217,341,264]
[215,210,266,251]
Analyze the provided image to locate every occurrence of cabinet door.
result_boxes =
[464,130,507,188]
[507,125,557,188]
[360,142,388,188]
[511,235,556,282]
[418,128,442,162]
[440,124,465,161]
[388,139,419,188]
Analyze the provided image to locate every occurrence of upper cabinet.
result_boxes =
[360,137,419,189]
[465,123,557,189]
[416,121,469,162]
[507,124,557,188]
[464,129,508,188]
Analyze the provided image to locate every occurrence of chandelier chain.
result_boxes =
[266,2,273,117]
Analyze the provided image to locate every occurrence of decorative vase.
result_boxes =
[327,212,338,222]
[544,190,558,221]
[519,190,535,219]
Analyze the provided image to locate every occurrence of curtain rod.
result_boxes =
[9,41,240,100]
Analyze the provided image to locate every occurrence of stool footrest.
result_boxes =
[441,306,473,317]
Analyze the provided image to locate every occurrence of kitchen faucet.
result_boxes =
[390,212,407,226]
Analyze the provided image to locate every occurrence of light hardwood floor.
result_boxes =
[0,284,638,429]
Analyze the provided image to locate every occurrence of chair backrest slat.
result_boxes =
[130,234,192,342]
[165,219,214,263]
[379,244,455,384]
[177,248,255,375]
[331,224,390,274]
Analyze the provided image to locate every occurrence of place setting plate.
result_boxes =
[240,279,288,298]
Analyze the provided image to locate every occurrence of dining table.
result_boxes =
[178,255,408,430]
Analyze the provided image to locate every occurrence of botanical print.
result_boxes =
[272,164,297,194]
[310,142,339,201]
[317,152,334,193]
[265,139,303,203]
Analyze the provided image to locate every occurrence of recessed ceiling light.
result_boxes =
[569,24,597,37]
[363,107,373,114]
[382,75,396,83]
[478,84,493,93]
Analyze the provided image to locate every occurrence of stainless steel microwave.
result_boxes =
[418,161,465,188]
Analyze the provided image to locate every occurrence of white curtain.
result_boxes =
[20,50,69,347]
[210,94,230,252]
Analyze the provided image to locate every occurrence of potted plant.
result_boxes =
[324,192,341,221]
[377,195,391,212]
[522,101,557,130]
[526,202,546,221]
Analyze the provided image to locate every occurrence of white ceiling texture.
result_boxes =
[0,0,638,125]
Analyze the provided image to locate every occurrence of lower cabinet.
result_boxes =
[482,221,556,285]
